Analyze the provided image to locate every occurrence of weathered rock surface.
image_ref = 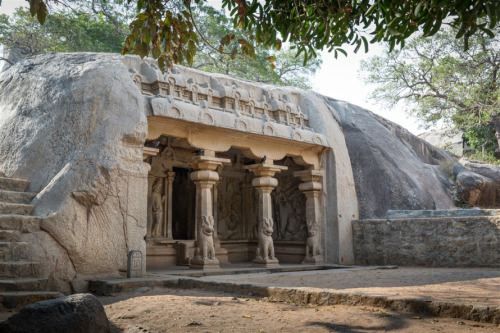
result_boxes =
[330,99,456,219]
[0,293,110,333]
[453,158,500,207]
[418,128,463,156]
[0,53,148,291]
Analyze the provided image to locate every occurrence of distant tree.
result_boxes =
[1,3,320,90]
[19,0,500,70]
[360,27,500,157]
[0,7,128,59]
[191,5,321,89]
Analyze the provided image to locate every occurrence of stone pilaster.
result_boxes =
[245,162,287,267]
[164,171,175,239]
[294,170,324,264]
[189,154,230,270]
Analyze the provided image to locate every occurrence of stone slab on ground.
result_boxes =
[201,267,500,308]
[88,266,500,324]
[89,264,342,295]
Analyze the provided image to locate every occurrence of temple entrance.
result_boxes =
[144,135,319,269]
[171,167,195,240]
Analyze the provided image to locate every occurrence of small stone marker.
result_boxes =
[127,250,143,278]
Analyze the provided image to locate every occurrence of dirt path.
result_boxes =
[101,288,499,333]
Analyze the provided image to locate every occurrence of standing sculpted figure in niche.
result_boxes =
[150,181,164,237]
[254,218,277,263]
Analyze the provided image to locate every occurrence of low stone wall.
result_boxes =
[352,216,500,267]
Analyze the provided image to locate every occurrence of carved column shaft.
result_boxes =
[294,170,324,264]
[164,171,175,239]
[212,179,219,244]
[189,155,230,270]
[253,177,277,223]
[245,162,287,268]
[191,171,218,239]
[300,183,322,226]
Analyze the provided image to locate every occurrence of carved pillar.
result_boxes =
[163,171,175,239]
[212,177,220,246]
[294,170,324,264]
[245,162,287,267]
[189,154,230,270]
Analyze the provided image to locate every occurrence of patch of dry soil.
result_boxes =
[101,288,500,333]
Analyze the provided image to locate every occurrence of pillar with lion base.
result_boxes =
[189,152,231,270]
[245,161,288,267]
[294,170,325,264]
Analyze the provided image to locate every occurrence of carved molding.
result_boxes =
[138,71,330,147]
[148,117,327,168]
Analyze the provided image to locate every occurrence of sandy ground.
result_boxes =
[101,288,500,333]
[201,267,500,307]
[1,267,499,332]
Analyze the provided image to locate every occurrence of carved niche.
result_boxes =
[270,157,307,241]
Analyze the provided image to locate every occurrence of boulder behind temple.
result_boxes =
[453,158,500,207]
[329,98,456,219]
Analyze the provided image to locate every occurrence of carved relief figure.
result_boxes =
[304,220,322,260]
[254,218,276,261]
[217,176,243,240]
[194,216,217,262]
[150,181,164,236]
[271,159,307,241]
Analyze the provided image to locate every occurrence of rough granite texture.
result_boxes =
[0,293,110,333]
[453,158,500,207]
[332,100,456,220]
[0,53,149,292]
[352,216,500,267]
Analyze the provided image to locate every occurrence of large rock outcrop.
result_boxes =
[0,53,148,292]
[330,99,455,219]
[418,128,463,156]
[453,158,500,207]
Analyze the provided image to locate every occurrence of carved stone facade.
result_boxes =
[137,64,335,269]
[145,138,317,268]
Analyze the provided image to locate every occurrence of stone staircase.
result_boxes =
[0,174,63,311]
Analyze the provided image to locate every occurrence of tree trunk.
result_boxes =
[493,114,500,159]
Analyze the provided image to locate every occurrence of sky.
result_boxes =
[0,0,423,134]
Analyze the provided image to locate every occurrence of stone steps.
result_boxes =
[0,278,48,292]
[0,242,29,261]
[0,215,41,233]
[0,203,34,216]
[0,175,60,309]
[0,190,36,205]
[0,262,40,279]
[0,177,30,192]
[0,230,21,242]
[0,291,64,311]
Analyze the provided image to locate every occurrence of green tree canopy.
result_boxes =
[0,6,128,61]
[19,0,500,70]
[360,27,500,157]
[191,4,321,89]
[1,2,320,89]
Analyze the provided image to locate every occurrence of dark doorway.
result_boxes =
[172,167,196,239]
